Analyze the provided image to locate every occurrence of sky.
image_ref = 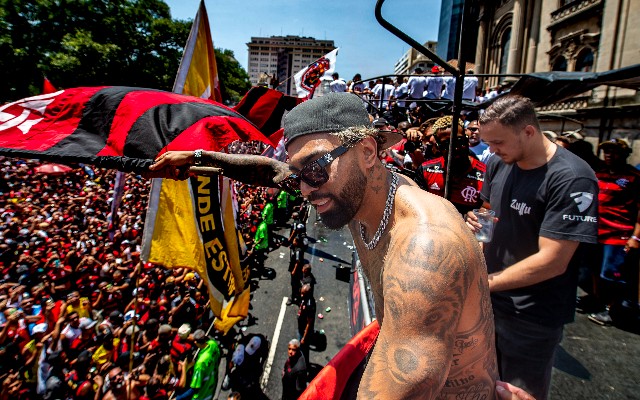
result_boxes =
[164,0,442,81]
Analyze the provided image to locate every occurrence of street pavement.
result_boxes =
[215,207,640,399]
[216,208,355,399]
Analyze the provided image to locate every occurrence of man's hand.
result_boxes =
[625,236,639,252]
[465,210,482,233]
[405,127,423,142]
[465,208,498,235]
[147,151,194,180]
[495,380,536,400]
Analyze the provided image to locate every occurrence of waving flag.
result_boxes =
[300,320,380,400]
[0,87,267,171]
[173,0,221,102]
[294,48,339,99]
[142,0,252,335]
[234,86,302,161]
[234,86,302,138]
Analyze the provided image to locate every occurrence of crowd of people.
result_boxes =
[1,80,638,400]
[0,138,315,399]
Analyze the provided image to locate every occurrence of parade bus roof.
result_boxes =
[501,64,640,107]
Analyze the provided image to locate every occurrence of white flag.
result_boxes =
[294,48,339,98]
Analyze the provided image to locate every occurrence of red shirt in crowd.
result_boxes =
[596,164,640,245]
[417,156,485,214]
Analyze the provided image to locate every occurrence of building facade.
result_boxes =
[246,36,336,96]
[474,0,640,162]
[438,0,465,61]
[394,41,439,76]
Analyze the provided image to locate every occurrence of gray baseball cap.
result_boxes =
[283,93,401,149]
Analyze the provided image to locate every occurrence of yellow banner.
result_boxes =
[142,0,249,334]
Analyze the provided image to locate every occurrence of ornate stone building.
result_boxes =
[473,0,640,162]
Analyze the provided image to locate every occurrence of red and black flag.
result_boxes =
[233,86,303,141]
[0,86,270,171]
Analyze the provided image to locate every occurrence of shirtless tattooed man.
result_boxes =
[149,93,533,400]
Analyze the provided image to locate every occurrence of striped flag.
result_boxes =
[234,86,302,138]
[300,320,380,399]
[143,0,250,334]
[0,86,266,170]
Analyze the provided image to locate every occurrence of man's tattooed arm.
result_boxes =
[357,224,469,399]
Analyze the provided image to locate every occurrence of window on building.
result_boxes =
[552,56,567,71]
[499,28,511,79]
[575,48,594,72]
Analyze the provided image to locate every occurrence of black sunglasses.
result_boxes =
[280,142,357,193]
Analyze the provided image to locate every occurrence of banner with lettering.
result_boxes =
[141,0,250,334]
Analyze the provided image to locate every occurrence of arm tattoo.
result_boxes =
[358,224,472,399]
[204,152,292,188]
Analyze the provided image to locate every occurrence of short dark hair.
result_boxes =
[479,95,540,132]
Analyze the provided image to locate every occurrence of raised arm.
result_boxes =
[147,150,293,188]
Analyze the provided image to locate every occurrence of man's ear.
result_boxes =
[524,125,537,138]
[359,136,379,167]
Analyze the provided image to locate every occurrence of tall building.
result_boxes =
[437,0,465,61]
[246,36,336,96]
[394,41,438,76]
[473,0,640,163]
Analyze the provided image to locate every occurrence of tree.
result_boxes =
[215,48,252,105]
[0,0,251,104]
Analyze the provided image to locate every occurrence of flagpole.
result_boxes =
[127,260,143,400]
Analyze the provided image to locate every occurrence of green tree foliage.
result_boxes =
[215,48,251,105]
[0,0,251,104]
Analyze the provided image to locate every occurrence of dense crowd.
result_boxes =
[0,138,307,399]
[2,78,638,400]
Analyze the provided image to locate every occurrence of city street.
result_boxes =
[217,207,640,400]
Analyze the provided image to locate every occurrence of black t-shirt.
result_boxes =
[481,146,598,326]
[297,297,316,336]
[289,247,304,273]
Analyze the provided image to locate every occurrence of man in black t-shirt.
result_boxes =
[466,96,598,400]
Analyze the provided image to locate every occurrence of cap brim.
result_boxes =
[379,130,404,149]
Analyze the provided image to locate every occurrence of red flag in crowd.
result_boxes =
[299,320,380,400]
[42,77,58,94]
[0,86,270,172]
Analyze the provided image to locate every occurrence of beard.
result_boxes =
[311,163,367,230]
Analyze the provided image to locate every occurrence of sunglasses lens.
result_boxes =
[280,175,300,193]
[300,162,329,188]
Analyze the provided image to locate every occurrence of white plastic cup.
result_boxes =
[473,209,496,243]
